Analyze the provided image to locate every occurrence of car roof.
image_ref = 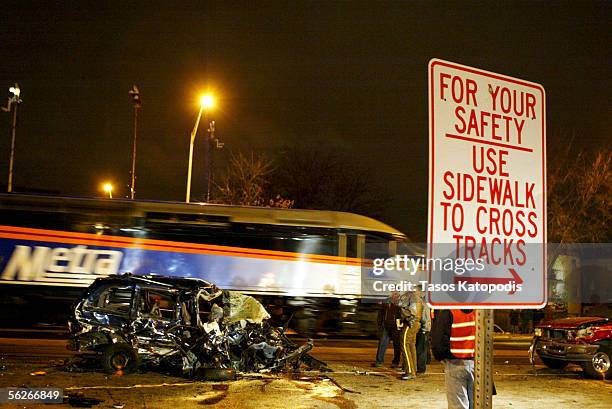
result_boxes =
[91,273,216,291]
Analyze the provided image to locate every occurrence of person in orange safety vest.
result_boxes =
[431,309,476,409]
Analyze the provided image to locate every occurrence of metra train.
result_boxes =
[0,194,417,335]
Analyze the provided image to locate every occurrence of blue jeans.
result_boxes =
[375,326,400,365]
[444,359,474,409]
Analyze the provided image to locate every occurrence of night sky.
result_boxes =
[0,1,609,239]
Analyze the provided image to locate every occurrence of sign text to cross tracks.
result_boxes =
[427,59,546,308]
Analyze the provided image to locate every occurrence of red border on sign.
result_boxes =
[427,59,546,308]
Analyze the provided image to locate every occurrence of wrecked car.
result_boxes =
[68,274,326,378]
[530,316,611,379]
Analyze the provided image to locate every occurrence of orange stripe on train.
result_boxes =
[0,225,364,266]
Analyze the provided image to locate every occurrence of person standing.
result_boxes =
[509,310,520,334]
[416,296,431,374]
[520,309,534,334]
[397,289,424,380]
[372,291,402,367]
[431,309,476,409]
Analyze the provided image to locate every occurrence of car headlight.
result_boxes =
[534,328,542,337]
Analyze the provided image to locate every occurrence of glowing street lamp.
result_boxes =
[200,94,215,110]
[185,93,215,203]
[103,183,113,199]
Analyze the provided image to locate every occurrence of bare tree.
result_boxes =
[270,144,388,218]
[546,140,611,290]
[212,145,387,217]
[545,141,610,312]
[213,152,293,208]
[547,143,611,245]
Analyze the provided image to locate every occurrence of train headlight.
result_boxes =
[534,328,542,337]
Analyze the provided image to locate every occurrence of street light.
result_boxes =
[128,85,141,200]
[185,93,215,203]
[103,183,113,199]
[1,83,22,193]
[200,94,215,110]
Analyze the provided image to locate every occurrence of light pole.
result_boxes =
[185,94,215,203]
[1,84,22,193]
[103,183,113,199]
[205,120,214,202]
[128,85,141,200]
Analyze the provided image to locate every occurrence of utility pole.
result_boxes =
[205,120,223,202]
[128,85,141,200]
[205,120,213,202]
[1,84,22,193]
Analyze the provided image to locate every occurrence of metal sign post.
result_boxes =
[474,309,494,409]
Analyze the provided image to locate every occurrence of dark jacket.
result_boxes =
[377,299,401,329]
[431,309,475,361]
[431,310,454,361]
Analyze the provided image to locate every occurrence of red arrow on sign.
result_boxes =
[453,268,524,295]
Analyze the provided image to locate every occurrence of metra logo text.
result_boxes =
[1,245,123,282]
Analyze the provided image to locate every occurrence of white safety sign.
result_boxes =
[427,59,546,308]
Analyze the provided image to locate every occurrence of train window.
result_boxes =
[388,240,397,256]
[397,241,422,256]
[337,233,347,257]
[365,233,391,259]
[0,204,143,236]
[143,222,338,256]
[0,209,67,230]
[66,214,141,237]
[346,235,358,258]
[143,222,230,244]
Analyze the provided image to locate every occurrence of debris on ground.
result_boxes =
[326,376,361,394]
[66,392,104,407]
[29,370,47,376]
[352,370,387,377]
[66,274,329,379]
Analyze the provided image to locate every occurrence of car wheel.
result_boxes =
[580,348,611,379]
[194,368,236,381]
[101,343,139,374]
[539,356,569,369]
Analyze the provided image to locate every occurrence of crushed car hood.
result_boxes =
[537,316,609,329]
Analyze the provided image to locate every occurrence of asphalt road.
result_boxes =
[1,335,610,409]
[0,335,533,365]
